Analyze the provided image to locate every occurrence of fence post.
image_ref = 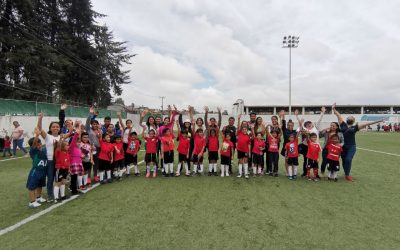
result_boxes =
[35,101,38,116]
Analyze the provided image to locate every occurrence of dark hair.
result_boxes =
[330,134,339,140]
[225,132,232,137]
[287,120,294,124]
[181,130,188,135]
[229,117,235,120]
[106,123,114,129]
[126,119,132,125]
[104,116,111,121]
[162,127,170,135]
[28,137,41,147]
[130,131,137,135]
[91,119,99,125]
[250,112,257,116]
[304,121,312,127]
[146,116,155,127]
[310,133,317,137]
[196,117,204,124]
[271,130,278,135]
[331,122,340,133]
[196,128,204,133]
[271,115,278,120]
[47,121,61,135]
[148,129,156,135]
[210,117,216,122]
[256,132,262,136]
[114,135,122,140]
[210,128,216,135]
[81,132,89,138]
[102,133,109,139]
[5,135,10,140]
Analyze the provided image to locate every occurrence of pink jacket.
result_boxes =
[69,133,82,165]
[158,111,177,138]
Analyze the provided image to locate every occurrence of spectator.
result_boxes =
[11,121,28,157]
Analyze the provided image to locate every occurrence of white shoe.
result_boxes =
[226,173,230,177]
[245,175,249,179]
[28,201,41,208]
[236,175,242,178]
[221,174,224,177]
[36,197,46,203]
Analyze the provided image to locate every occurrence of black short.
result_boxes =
[145,153,157,164]
[306,158,319,169]
[237,150,249,159]
[327,159,340,172]
[125,153,138,165]
[82,162,92,171]
[287,157,299,166]
[98,159,112,171]
[252,154,263,165]
[280,147,286,157]
[56,168,69,182]
[163,150,174,164]
[114,159,125,170]
[208,151,219,161]
[299,144,308,155]
[192,154,203,163]
[220,155,231,165]
[179,153,187,162]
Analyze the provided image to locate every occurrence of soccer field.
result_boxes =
[0,133,399,249]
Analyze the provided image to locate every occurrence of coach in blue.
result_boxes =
[332,103,383,181]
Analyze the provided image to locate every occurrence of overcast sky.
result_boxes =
[92,0,400,111]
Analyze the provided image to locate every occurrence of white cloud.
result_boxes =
[93,0,400,111]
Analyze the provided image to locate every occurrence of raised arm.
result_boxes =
[204,106,209,130]
[32,127,41,148]
[358,119,384,130]
[37,113,47,139]
[59,104,67,129]
[117,112,125,130]
[217,107,222,128]
[176,120,181,137]
[280,110,287,133]
[178,113,184,129]
[332,103,344,124]
[189,106,194,123]
[85,107,94,132]
[294,109,302,128]
[315,106,326,130]
[237,114,241,132]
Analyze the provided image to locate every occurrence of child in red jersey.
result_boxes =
[284,132,300,180]
[80,132,94,189]
[161,127,175,177]
[113,135,125,180]
[125,132,141,176]
[305,132,322,181]
[220,133,234,177]
[236,126,251,178]
[175,121,190,176]
[266,124,280,177]
[252,132,265,176]
[143,129,158,178]
[98,134,114,184]
[192,128,206,176]
[207,128,219,176]
[326,134,343,182]
[54,139,70,202]
[2,135,12,157]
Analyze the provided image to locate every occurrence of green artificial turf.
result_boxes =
[0,133,399,249]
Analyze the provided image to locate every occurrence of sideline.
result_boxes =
[0,160,144,236]
[0,155,29,162]
[357,147,400,157]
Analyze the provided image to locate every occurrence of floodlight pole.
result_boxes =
[282,36,299,118]
[159,96,166,119]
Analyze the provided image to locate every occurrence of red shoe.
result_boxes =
[80,185,87,190]
[345,176,353,182]
[152,172,157,178]
[146,172,150,178]
[87,178,91,185]
[94,176,100,183]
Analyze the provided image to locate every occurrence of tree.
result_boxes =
[113,97,125,106]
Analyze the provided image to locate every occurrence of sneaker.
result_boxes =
[288,176,293,180]
[268,172,273,177]
[293,175,297,180]
[334,178,338,182]
[94,176,100,183]
[152,172,157,178]
[345,176,353,182]
[46,197,54,203]
[36,197,46,203]
[175,172,181,177]
[208,172,212,176]
[245,175,249,179]
[213,172,218,176]
[134,173,140,177]
[226,172,230,177]
[100,180,107,184]
[79,185,87,190]
[185,173,191,177]
[28,201,41,208]
[145,172,150,178]
[237,175,242,178]
[87,178,92,185]
[170,173,174,177]
[313,178,319,182]
[273,173,279,177]
[107,179,113,183]
[61,196,68,200]
[308,177,312,181]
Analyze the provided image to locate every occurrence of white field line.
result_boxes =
[0,160,144,236]
[357,147,400,157]
[0,155,29,162]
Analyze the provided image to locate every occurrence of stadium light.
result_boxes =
[282,35,300,117]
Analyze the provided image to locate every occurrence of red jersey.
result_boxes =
[126,139,141,155]
[145,137,158,154]
[220,139,233,157]
[55,150,70,169]
[252,138,265,155]
[326,143,342,161]
[99,140,114,161]
[4,139,11,148]
[161,135,174,152]
[114,142,124,161]
[285,140,299,158]
[268,135,279,152]
[306,140,321,161]
[236,131,250,153]
[208,135,219,152]
[193,134,206,155]
[177,133,190,155]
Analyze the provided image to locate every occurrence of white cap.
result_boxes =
[184,119,191,124]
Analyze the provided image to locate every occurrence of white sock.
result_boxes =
[238,164,243,176]
[209,163,212,172]
[164,164,168,174]
[253,167,257,175]
[54,186,60,199]
[134,165,139,174]
[83,174,88,185]
[152,166,157,172]
[257,167,261,174]
[119,169,124,177]
[294,166,298,176]
[213,163,217,172]
[221,165,225,176]
[199,164,204,173]
[288,166,293,177]
[244,163,248,175]
[177,163,181,173]
[106,170,111,179]
[99,171,104,181]
[126,165,131,174]
[333,171,338,179]
[184,163,188,173]
[193,164,197,173]
[113,170,118,177]
[225,165,229,176]
[60,185,65,197]
[169,163,174,173]
[77,175,83,186]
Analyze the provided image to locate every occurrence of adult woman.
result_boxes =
[319,122,344,176]
[85,107,101,182]
[37,113,61,201]
[11,121,28,156]
[332,103,383,181]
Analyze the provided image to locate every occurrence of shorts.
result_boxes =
[237,150,249,159]
[178,153,187,162]
[280,147,286,157]
[252,154,263,165]
[125,153,138,165]
[98,159,112,171]
[220,155,231,166]
[192,154,203,163]
[145,153,157,164]
[299,144,308,155]
[70,163,84,175]
[287,157,299,166]
[306,158,319,169]
[56,168,69,182]
[327,159,340,172]
[114,159,125,170]
[163,150,174,164]
[208,151,219,161]
[26,168,46,191]
[83,162,92,171]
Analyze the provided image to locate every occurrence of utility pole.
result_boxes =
[159,96,166,119]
